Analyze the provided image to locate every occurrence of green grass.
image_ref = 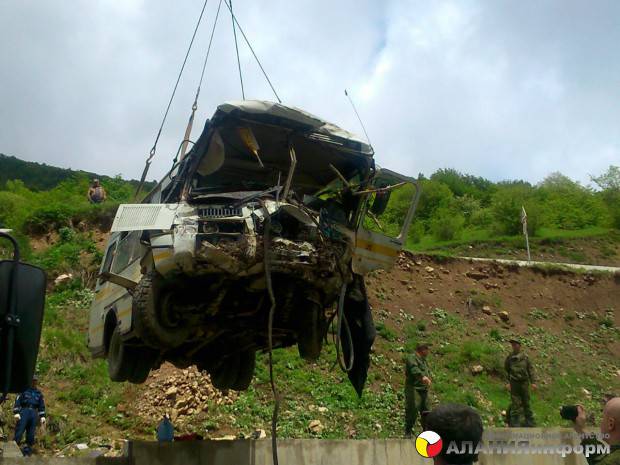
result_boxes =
[408,226,614,253]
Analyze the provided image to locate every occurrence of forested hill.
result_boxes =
[0,153,149,191]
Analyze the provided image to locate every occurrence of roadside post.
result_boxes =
[521,206,531,263]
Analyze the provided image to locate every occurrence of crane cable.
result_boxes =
[134,0,210,200]
[229,0,245,100]
[223,0,282,103]
[178,0,224,162]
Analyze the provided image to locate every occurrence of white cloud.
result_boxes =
[0,0,617,185]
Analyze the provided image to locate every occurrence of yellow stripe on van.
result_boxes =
[355,239,399,258]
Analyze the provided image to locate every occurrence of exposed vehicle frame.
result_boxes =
[88,101,419,393]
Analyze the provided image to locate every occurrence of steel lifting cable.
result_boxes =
[223,0,282,103]
[134,0,210,199]
[178,0,225,162]
[260,200,280,465]
[229,0,245,100]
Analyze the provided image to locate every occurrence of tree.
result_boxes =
[591,166,620,228]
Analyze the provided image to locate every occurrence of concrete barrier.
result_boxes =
[127,428,591,465]
[1,429,597,464]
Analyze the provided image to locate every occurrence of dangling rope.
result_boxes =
[179,0,224,162]
[260,200,280,465]
[229,0,245,100]
[223,0,282,103]
[134,0,210,199]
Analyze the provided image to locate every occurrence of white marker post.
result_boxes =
[521,206,531,262]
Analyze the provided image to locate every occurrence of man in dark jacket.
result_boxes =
[13,376,46,456]
[505,338,536,427]
[404,342,432,437]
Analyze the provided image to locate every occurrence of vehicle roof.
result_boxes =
[214,100,374,157]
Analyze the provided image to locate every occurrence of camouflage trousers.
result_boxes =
[404,386,429,436]
[509,382,535,427]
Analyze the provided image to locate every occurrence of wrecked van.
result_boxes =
[88,101,419,394]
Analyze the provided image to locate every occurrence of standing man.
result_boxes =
[13,376,46,456]
[87,179,107,204]
[404,342,432,437]
[505,337,536,427]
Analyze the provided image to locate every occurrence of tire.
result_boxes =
[126,347,158,384]
[297,302,324,361]
[211,354,240,390]
[107,327,133,382]
[209,350,256,391]
[230,350,256,391]
[132,270,191,348]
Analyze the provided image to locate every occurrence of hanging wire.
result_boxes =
[229,0,245,100]
[260,200,280,465]
[134,0,210,199]
[178,0,224,163]
[194,0,224,104]
[224,0,281,103]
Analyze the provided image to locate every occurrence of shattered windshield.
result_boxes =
[189,123,371,201]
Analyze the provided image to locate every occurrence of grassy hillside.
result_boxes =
[0,153,151,192]
[1,252,617,454]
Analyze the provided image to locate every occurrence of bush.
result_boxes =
[416,180,454,221]
[536,173,606,229]
[0,191,28,227]
[469,208,493,228]
[408,221,425,244]
[429,207,465,241]
[490,185,540,236]
[24,203,74,234]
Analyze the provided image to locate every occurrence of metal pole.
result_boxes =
[521,206,531,263]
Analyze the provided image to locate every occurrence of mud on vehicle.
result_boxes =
[88,101,419,393]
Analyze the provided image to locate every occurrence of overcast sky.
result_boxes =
[1,0,618,185]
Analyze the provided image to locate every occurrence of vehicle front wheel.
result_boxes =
[133,270,191,348]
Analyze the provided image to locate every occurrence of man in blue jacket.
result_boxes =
[13,376,46,456]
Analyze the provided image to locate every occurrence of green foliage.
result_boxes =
[490,184,539,235]
[0,153,152,192]
[375,322,397,342]
[592,166,620,229]
[415,180,454,221]
[429,207,465,241]
[536,173,607,229]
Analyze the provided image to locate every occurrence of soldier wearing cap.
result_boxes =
[13,375,46,456]
[505,337,536,427]
[404,342,432,437]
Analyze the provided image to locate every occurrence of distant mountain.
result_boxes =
[0,153,152,191]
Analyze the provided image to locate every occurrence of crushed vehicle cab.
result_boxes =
[88,100,420,394]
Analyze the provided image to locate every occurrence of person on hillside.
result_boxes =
[504,337,536,427]
[13,376,46,456]
[404,342,432,437]
[573,397,620,465]
[87,178,107,203]
[424,403,484,465]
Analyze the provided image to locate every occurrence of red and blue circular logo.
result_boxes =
[415,430,443,458]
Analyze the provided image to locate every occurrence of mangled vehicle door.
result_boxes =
[352,168,420,274]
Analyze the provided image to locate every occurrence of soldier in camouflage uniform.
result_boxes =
[404,343,432,437]
[505,338,537,427]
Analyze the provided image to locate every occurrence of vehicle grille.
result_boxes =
[199,207,242,218]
